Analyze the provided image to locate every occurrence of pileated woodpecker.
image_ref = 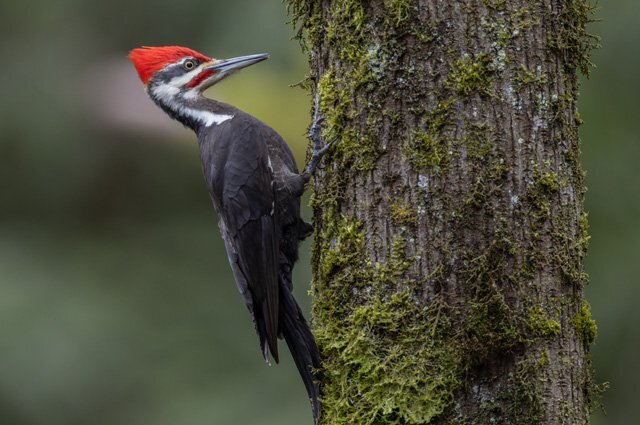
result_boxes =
[128,46,330,422]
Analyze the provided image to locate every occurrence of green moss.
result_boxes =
[452,124,509,214]
[390,202,418,228]
[586,373,609,416]
[514,64,548,88]
[549,92,576,123]
[480,6,537,49]
[311,1,385,173]
[445,54,494,97]
[460,234,539,365]
[464,126,494,162]
[538,347,550,367]
[546,0,599,76]
[578,211,591,253]
[318,216,366,282]
[384,0,411,25]
[405,99,455,173]
[313,217,463,424]
[317,70,379,172]
[534,167,560,194]
[325,0,367,64]
[410,26,435,43]
[572,300,597,346]
[511,7,539,35]
[527,307,561,338]
[317,70,349,135]
[406,130,448,171]
[466,293,522,359]
[316,290,462,424]
[284,0,322,51]
[481,0,506,10]
[523,164,562,226]
[499,355,547,423]
[478,350,550,424]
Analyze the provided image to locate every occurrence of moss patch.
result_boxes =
[495,353,548,424]
[445,54,494,97]
[406,130,448,171]
[313,218,463,424]
[405,99,455,173]
[317,291,462,424]
[390,202,418,228]
[383,0,411,25]
[514,64,548,88]
[547,0,599,76]
[528,307,561,338]
[317,70,379,172]
[466,292,522,359]
[572,300,597,346]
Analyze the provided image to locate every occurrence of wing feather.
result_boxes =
[218,123,280,362]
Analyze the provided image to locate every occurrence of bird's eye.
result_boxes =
[184,60,196,71]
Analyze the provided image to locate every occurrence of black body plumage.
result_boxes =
[148,88,322,420]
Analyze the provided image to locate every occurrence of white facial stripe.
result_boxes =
[151,84,180,104]
[168,66,204,87]
[182,88,200,100]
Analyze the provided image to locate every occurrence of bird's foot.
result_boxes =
[302,92,337,182]
[303,138,335,182]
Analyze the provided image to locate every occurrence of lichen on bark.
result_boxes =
[286,0,600,423]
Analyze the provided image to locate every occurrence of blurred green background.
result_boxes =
[0,1,634,424]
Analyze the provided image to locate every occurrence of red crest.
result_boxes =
[128,46,212,85]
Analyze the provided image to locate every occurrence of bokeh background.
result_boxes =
[0,1,635,424]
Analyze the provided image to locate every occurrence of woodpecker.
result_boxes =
[128,46,330,422]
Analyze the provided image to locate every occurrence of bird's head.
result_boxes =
[128,45,269,99]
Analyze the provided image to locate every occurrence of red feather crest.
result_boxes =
[128,46,212,85]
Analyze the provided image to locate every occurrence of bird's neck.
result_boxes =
[148,85,237,131]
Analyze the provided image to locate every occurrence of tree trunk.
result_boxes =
[287,0,599,423]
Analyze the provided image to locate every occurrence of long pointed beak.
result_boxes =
[204,53,269,73]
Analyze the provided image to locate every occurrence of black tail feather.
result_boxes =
[280,287,322,423]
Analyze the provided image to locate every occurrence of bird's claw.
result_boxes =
[316,137,335,156]
[302,91,337,182]
[303,135,336,183]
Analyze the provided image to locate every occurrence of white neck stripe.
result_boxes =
[188,109,233,126]
[150,84,233,127]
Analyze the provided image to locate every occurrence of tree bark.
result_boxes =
[287,0,599,423]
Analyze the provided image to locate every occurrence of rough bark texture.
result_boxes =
[287,0,599,423]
